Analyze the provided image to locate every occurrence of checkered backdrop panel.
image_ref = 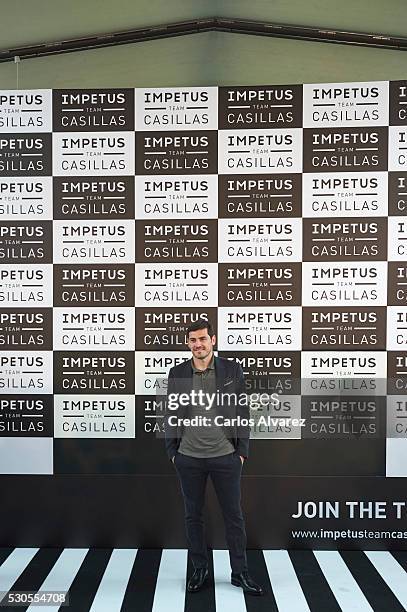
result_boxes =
[0,82,406,477]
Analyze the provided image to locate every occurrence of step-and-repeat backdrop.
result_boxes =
[2,82,407,547]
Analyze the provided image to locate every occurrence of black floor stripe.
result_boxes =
[184,548,215,612]
[340,551,405,612]
[121,549,162,612]
[67,548,112,612]
[289,550,341,612]
[391,549,407,572]
[244,550,278,611]
[0,547,63,612]
[0,548,14,566]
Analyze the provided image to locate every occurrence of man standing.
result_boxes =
[164,319,264,596]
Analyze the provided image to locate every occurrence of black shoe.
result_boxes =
[187,567,209,592]
[231,570,264,595]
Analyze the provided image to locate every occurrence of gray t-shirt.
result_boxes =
[178,356,235,458]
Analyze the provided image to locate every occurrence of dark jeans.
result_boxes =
[174,450,248,574]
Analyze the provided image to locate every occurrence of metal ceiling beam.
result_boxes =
[0,17,406,63]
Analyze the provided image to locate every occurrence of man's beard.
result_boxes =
[193,348,212,360]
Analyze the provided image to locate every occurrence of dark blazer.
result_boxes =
[164,355,250,461]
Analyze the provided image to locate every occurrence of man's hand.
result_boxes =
[239,455,244,465]
[171,455,176,463]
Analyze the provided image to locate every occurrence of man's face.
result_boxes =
[187,328,216,360]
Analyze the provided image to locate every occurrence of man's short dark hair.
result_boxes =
[186,319,215,338]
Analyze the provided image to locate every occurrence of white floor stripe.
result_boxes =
[365,551,407,610]
[314,550,373,612]
[152,549,188,612]
[0,548,39,601]
[89,549,138,612]
[213,549,246,612]
[27,548,89,612]
[263,550,310,611]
